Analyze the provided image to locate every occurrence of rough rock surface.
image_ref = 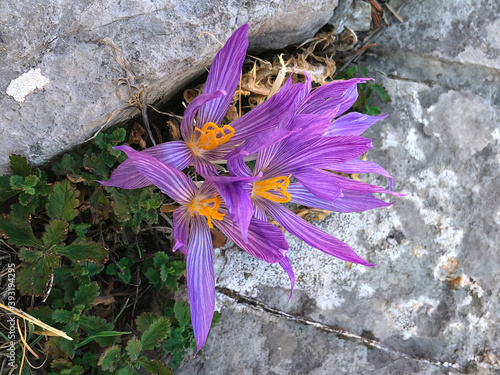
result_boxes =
[178,0,500,374]
[0,0,339,175]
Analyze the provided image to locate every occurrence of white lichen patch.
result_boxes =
[6,68,50,103]
[387,297,439,339]
[404,128,426,161]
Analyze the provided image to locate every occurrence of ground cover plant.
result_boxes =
[0,22,393,374]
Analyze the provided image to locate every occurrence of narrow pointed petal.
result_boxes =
[187,214,215,354]
[329,159,394,190]
[325,113,388,136]
[214,215,288,263]
[259,198,375,266]
[299,78,371,116]
[180,90,226,141]
[288,183,393,213]
[279,256,295,300]
[198,24,249,126]
[194,157,220,178]
[99,141,193,190]
[332,174,406,197]
[227,154,253,177]
[293,169,343,201]
[266,136,372,176]
[173,206,190,255]
[113,146,197,205]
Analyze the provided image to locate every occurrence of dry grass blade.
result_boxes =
[0,303,73,341]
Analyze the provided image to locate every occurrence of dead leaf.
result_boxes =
[128,122,147,148]
[160,204,178,213]
[226,105,239,122]
[292,207,331,222]
[210,227,226,248]
[166,119,181,141]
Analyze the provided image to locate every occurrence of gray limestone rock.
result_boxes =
[328,0,373,33]
[178,0,500,374]
[0,0,338,175]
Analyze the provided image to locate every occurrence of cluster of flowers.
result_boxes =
[100,24,403,354]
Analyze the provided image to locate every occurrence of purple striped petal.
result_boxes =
[187,214,215,355]
[325,113,388,136]
[288,183,393,213]
[194,157,220,178]
[198,24,249,126]
[329,159,394,190]
[181,90,226,141]
[227,154,253,177]
[258,198,375,266]
[214,214,288,263]
[293,169,342,201]
[279,256,295,300]
[298,78,371,116]
[265,136,372,176]
[113,146,197,205]
[99,141,193,190]
[173,206,190,255]
[332,174,406,197]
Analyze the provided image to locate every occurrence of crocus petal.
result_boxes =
[329,159,394,190]
[229,78,303,144]
[205,174,259,242]
[99,141,193,190]
[113,146,197,205]
[332,174,406,197]
[325,113,388,136]
[265,136,372,177]
[214,214,288,263]
[181,90,226,141]
[227,154,253,177]
[298,78,372,116]
[194,157,220,178]
[187,214,215,355]
[198,24,249,126]
[288,183,394,213]
[279,256,295,300]
[258,198,375,266]
[293,169,342,201]
[173,206,190,255]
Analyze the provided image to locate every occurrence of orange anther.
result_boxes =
[252,175,292,203]
[188,193,225,228]
[192,122,235,151]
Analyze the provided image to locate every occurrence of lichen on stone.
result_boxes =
[6,68,50,103]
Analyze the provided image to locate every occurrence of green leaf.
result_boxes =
[57,241,107,262]
[140,316,170,350]
[0,220,42,248]
[9,175,24,190]
[76,330,131,348]
[42,219,69,248]
[360,66,369,78]
[16,254,58,296]
[73,282,100,311]
[365,106,382,115]
[125,337,142,361]
[117,366,137,375]
[98,345,121,371]
[136,313,158,333]
[211,311,222,327]
[137,357,174,375]
[0,176,17,201]
[10,155,31,177]
[174,300,191,328]
[47,180,80,221]
[53,309,73,323]
[371,83,392,103]
[346,65,357,79]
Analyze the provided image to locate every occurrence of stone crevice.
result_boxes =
[216,286,475,373]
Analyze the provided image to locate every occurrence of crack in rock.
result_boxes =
[216,287,465,372]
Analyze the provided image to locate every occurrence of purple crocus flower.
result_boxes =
[105,145,289,353]
[210,75,406,293]
[101,23,299,189]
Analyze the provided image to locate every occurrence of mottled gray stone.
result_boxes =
[0,0,338,175]
[328,0,373,33]
[178,0,500,374]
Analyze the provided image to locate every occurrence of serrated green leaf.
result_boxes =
[84,153,109,179]
[10,155,31,177]
[27,306,55,326]
[98,345,121,371]
[47,180,79,221]
[78,315,108,334]
[9,174,24,190]
[138,357,174,375]
[117,366,137,375]
[53,309,73,323]
[10,202,35,224]
[126,337,142,361]
[174,300,191,328]
[0,175,17,201]
[43,219,69,248]
[136,313,159,334]
[0,220,42,248]
[73,282,99,311]
[57,241,107,262]
[69,222,91,239]
[85,261,104,276]
[16,254,58,296]
[371,83,391,103]
[18,247,43,262]
[140,316,170,350]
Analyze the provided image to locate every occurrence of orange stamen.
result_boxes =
[188,193,225,228]
[253,175,292,203]
[192,122,235,151]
